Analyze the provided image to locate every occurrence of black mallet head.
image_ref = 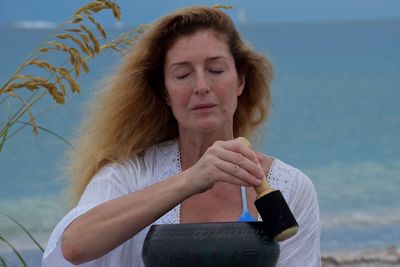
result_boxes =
[237,137,299,241]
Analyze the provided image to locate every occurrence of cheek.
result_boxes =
[166,88,189,111]
[165,80,182,106]
[217,90,237,116]
[220,79,239,105]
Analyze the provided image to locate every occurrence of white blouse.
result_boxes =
[43,139,321,266]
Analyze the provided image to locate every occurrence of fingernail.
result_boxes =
[258,169,265,178]
[253,152,259,162]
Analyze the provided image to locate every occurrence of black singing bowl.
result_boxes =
[142,222,280,267]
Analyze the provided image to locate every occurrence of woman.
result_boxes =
[43,6,321,266]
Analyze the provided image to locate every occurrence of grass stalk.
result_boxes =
[0,255,7,266]
[0,0,127,149]
[0,235,27,267]
[0,212,44,252]
[8,121,73,147]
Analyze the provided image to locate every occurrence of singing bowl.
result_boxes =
[142,222,280,267]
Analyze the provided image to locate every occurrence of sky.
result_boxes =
[1,0,400,28]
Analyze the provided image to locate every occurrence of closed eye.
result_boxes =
[176,73,190,79]
[209,70,223,74]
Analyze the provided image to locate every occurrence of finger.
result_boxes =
[214,170,255,187]
[217,173,253,187]
[215,142,264,179]
[255,152,274,175]
[221,139,259,164]
[214,159,263,186]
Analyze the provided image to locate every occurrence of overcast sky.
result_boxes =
[1,0,400,27]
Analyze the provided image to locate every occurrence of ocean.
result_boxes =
[1,20,399,266]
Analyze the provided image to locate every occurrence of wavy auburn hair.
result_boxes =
[66,6,273,206]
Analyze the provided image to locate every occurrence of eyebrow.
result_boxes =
[206,56,228,64]
[168,56,228,70]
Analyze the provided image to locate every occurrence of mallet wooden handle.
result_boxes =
[237,137,299,242]
[237,137,273,197]
[254,178,275,199]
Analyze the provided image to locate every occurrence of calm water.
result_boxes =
[1,20,399,264]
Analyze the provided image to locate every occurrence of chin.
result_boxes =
[192,120,231,134]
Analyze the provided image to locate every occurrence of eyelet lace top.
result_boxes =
[154,140,295,224]
[154,140,182,224]
[43,139,321,267]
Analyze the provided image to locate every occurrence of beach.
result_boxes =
[322,246,400,266]
[2,246,400,267]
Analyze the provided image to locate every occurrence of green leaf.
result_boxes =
[13,121,72,148]
[0,211,44,252]
[0,122,10,152]
[0,235,27,267]
[0,255,7,266]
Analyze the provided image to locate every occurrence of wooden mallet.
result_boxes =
[237,137,299,242]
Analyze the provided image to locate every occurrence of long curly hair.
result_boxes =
[65,6,273,206]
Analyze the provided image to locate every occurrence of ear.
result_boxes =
[164,94,171,106]
[164,90,171,106]
[236,74,245,96]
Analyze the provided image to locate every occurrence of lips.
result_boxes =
[192,103,216,110]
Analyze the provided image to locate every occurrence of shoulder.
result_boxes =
[92,139,180,191]
[269,158,321,266]
[268,158,317,202]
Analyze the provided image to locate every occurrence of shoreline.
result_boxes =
[322,246,400,266]
[2,246,400,267]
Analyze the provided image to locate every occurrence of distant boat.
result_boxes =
[238,8,248,25]
[13,20,56,29]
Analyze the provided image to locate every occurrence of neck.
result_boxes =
[178,130,234,170]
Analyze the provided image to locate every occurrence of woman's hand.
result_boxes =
[183,139,265,194]
[255,152,274,178]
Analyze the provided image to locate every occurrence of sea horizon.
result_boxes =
[1,19,399,266]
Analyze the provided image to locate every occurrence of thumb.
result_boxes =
[255,152,273,175]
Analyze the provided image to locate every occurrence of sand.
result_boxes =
[322,246,400,266]
[2,246,400,266]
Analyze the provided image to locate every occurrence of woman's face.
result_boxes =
[164,29,245,135]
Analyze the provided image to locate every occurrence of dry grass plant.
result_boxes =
[0,0,145,152]
[0,0,145,265]
[0,3,231,266]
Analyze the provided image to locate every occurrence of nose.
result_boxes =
[194,71,210,95]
